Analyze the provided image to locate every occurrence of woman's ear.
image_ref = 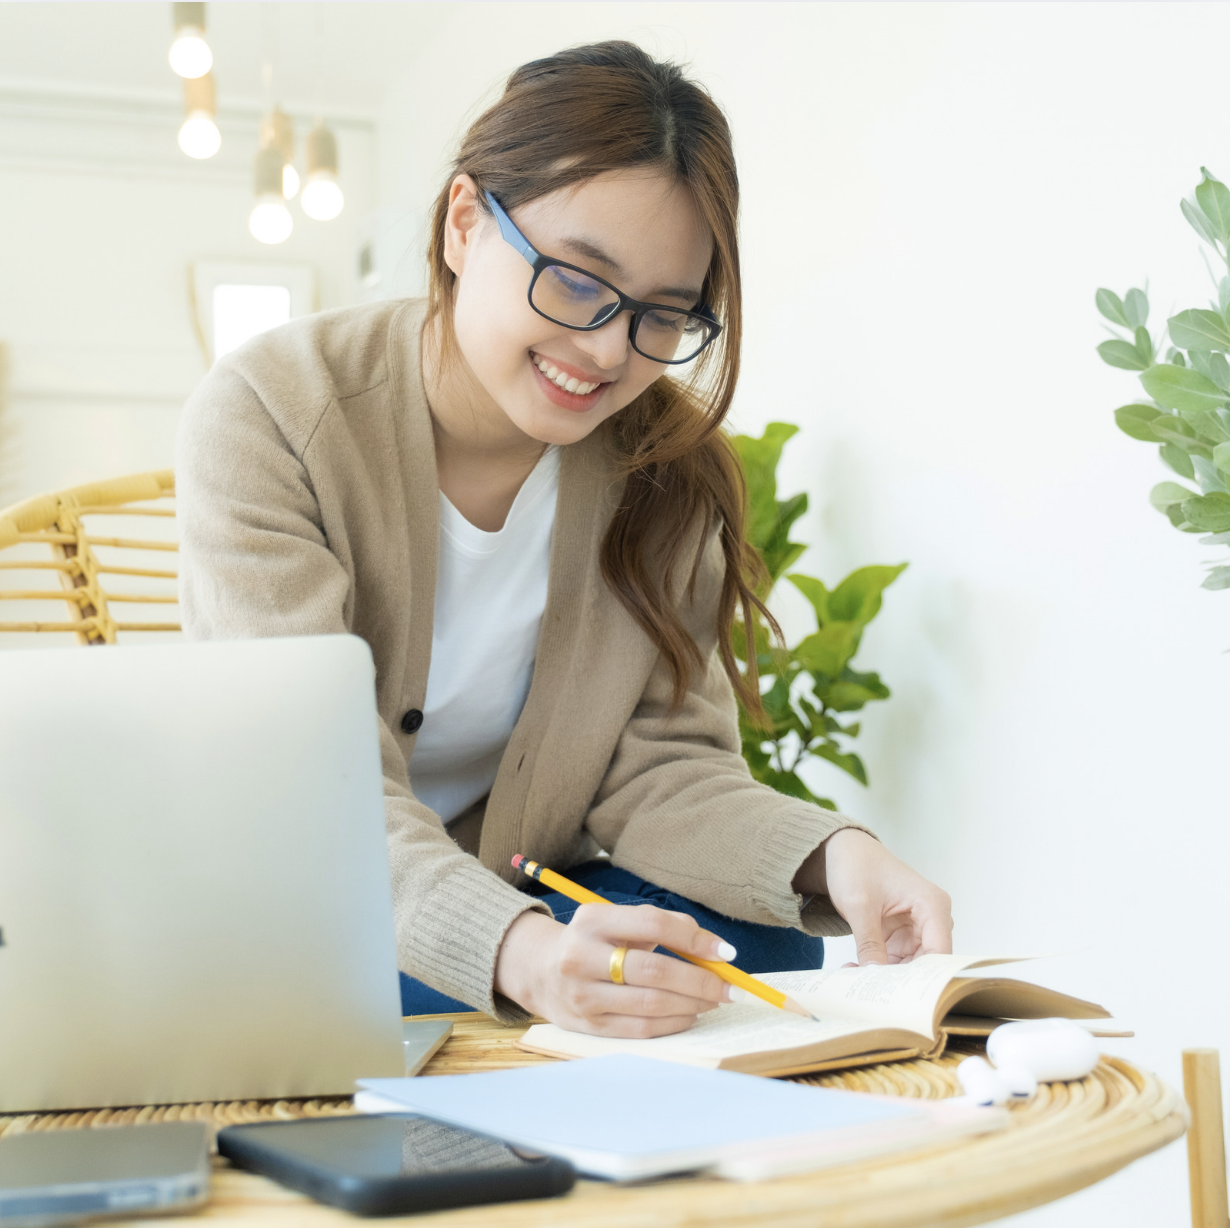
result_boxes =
[442,174,483,278]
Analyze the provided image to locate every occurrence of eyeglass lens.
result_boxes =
[531,264,714,363]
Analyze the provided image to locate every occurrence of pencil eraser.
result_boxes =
[511,855,525,870]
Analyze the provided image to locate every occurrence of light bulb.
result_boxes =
[169,32,212,79]
[177,111,220,159]
[249,195,293,244]
[282,163,300,199]
[301,172,344,221]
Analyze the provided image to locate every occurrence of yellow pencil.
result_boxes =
[511,855,817,1021]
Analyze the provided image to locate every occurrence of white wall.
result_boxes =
[374,6,1229,1225]
[0,80,374,508]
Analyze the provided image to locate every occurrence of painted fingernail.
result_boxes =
[717,941,737,961]
[728,985,750,1003]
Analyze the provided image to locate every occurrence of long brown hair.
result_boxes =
[426,41,777,715]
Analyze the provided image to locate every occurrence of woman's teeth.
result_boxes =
[533,354,601,395]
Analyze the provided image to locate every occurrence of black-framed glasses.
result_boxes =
[484,191,722,365]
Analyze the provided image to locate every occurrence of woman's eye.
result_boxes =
[547,267,602,300]
[643,310,686,333]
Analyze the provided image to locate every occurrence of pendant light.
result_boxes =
[249,145,292,244]
[177,71,220,159]
[169,2,212,79]
[301,121,344,221]
[260,106,299,200]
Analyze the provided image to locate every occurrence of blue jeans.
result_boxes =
[399,861,825,1015]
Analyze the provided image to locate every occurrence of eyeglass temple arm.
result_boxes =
[484,191,539,264]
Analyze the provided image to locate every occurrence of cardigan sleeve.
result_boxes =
[175,362,549,1021]
[583,526,877,937]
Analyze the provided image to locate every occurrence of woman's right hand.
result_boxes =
[493,903,735,1037]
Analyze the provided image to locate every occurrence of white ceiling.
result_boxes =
[0,2,456,117]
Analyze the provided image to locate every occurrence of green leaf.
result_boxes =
[760,491,808,583]
[1114,404,1164,442]
[731,422,799,551]
[1134,326,1154,364]
[1181,491,1230,531]
[1148,415,1198,447]
[1095,288,1129,327]
[1139,363,1229,413]
[1098,339,1149,370]
[1194,456,1229,494]
[1214,440,1230,474]
[788,573,830,626]
[1161,443,1195,479]
[1124,288,1149,329]
[1168,309,1230,351]
[1202,565,1230,591]
[761,540,805,588]
[825,681,888,712]
[1182,197,1220,247]
[740,738,772,775]
[760,674,794,724]
[1150,481,1198,510]
[840,667,889,697]
[1219,277,1230,319]
[1187,349,1230,392]
[823,563,908,627]
[794,623,860,678]
[1197,168,1230,242]
[1165,502,1192,529]
[814,743,868,786]
[1182,408,1229,445]
[1165,347,1187,368]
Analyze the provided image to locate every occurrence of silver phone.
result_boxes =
[0,1122,209,1227]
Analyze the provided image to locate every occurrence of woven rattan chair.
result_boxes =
[0,470,178,644]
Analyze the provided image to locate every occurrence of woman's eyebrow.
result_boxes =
[559,236,701,304]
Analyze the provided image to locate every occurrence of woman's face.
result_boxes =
[442,169,714,447]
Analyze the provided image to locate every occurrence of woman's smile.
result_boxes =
[529,350,611,412]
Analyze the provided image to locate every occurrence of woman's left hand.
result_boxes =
[795,828,953,965]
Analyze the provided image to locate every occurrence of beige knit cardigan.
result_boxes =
[175,298,867,1021]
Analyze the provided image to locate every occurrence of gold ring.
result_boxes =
[609,945,629,985]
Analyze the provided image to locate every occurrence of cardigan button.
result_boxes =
[400,708,424,735]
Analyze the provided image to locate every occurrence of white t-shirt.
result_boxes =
[408,446,560,824]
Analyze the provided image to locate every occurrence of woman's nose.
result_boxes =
[572,311,631,371]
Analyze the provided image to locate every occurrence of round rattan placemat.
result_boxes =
[0,1014,1187,1228]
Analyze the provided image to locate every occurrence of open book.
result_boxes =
[518,954,1120,1077]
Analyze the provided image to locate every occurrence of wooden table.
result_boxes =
[0,1013,1188,1228]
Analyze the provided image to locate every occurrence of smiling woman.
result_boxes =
[175,40,952,1040]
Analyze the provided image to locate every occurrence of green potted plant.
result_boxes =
[1096,167,1230,593]
[732,423,905,812]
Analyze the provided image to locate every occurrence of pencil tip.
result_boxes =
[783,996,817,1021]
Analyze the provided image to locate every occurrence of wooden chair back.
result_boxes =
[0,470,178,644]
[1185,1048,1229,1228]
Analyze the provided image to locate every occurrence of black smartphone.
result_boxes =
[0,1121,209,1227]
[216,1114,575,1217]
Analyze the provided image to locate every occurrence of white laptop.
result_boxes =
[0,635,405,1112]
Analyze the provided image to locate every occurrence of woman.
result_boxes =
[177,41,952,1038]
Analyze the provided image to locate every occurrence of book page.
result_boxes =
[521,1001,902,1065]
[758,954,1015,1039]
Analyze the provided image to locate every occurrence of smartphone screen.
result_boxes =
[217,1114,575,1215]
[254,1114,541,1176]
